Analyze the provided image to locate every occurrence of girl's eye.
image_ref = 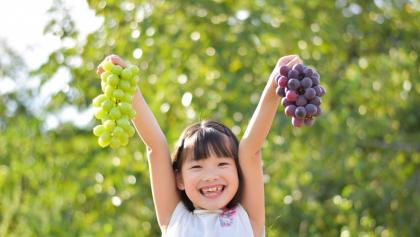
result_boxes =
[191,165,202,169]
[218,162,230,167]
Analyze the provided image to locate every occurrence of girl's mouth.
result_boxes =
[199,185,225,198]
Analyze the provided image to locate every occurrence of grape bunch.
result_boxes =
[275,63,325,127]
[92,60,139,148]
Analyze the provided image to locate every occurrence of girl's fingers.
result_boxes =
[109,55,128,67]
[96,66,104,76]
[277,55,299,67]
[96,54,128,76]
[286,56,302,68]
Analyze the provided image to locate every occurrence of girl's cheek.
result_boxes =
[185,172,200,183]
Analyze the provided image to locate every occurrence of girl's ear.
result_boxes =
[175,171,185,190]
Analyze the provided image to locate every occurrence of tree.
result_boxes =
[1,0,419,236]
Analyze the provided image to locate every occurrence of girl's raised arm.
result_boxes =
[131,90,180,229]
[97,55,180,230]
[239,55,302,236]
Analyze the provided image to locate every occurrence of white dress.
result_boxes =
[163,202,259,237]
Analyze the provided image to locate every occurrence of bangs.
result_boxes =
[183,127,237,162]
[171,120,243,212]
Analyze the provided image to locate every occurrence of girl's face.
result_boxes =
[177,154,239,210]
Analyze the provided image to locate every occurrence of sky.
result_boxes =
[0,0,103,129]
[0,0,101,69]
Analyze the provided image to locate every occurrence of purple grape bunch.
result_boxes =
[275,63,325,127]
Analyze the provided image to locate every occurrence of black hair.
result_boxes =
[171,120,243,212]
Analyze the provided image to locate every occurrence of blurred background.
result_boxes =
[0,0,419,236]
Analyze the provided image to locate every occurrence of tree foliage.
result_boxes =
[1,0,419,236]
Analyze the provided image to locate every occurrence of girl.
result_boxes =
[97,54,302,237]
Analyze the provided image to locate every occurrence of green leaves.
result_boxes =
[1,0,419,236]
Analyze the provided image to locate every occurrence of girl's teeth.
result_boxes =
[203,186,223,193]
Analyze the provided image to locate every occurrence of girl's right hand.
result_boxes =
[96,54,129,76]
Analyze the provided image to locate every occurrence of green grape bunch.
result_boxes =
[92,60,139,148]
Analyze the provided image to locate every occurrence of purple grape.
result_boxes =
[319,86,326,96]
[313,86,323,96]
[281,97,292,107]
[309,96,321,106]
[278,64,324,128]
[292,117,303,127]
[304,117,315,126]
[275,75,281,84]
[276,87,286,97]
[304,88,316,100]
[278,76,288,88]
[284,105,296,117]
[286,90,298,102]
[303,67,313,77]
[300,77,313,89]
[305,104,317,116]
[287,78,300,90]
[315,106,323,116]
[294,106,307,119]
[279,65,289,77]
[288,69,299,79]
[311,72,320,85]
[292,64,304,74]
[296,95,308,106]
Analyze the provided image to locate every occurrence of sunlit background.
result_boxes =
[0,0,419,236]
[0,0,101,129]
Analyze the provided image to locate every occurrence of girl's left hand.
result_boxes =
[270,55,303,87]
[96,54,129,76]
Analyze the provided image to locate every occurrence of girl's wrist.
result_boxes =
[263,82,281,102]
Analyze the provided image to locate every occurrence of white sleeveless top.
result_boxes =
[163,202,259,237]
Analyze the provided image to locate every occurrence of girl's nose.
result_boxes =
[203,169,220,182]
[204,175,219,182]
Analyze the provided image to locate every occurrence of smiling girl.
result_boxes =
[96,54,302,237]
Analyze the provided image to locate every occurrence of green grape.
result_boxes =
[127,125,136,137]
[119,133,129,146]
[92,94,107,107]
[113,89,125,100]
[118,102,131,114]
[127,86,137,94]
[104,85,114,98]
[93,124,106,136]
[103,61,114,72]
[103,119,116,131]
[107,74,119,87]
[101,71,112,82]
[101,81,107,92]
[112,65,123,75]
[98,131,111,147]
[117,117,130,126]
[94,108,107,120]
[117,117,131,132]
[109,107,122,120]
[120,123,131,133]
[118,80,131,92]
[113,126,125,137]
[128,65,139,75]
[98,137,109,147]
[127,107,136,119]
[121,93,134,103]
[93,61,139,148]
[129,76,137,86]
[110,136,122,149]
[101,100,113,111]
[121,68,132,80]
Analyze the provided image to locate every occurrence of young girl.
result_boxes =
[97,54,302,236]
